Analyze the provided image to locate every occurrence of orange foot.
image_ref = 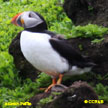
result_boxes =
[45,78,56,92]
[45,74,64,92]
[57,74,64,84]
[45,83,56,92]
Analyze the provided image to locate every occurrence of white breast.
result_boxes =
[20,31,69,77]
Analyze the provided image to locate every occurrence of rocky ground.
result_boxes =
[63,0,108,26]
[19,81,108,108]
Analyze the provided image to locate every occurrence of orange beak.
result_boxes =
[11,12,23,26]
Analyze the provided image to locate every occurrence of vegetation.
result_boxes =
[95,83,108,103]
[70,24,108,39]
[38,95,53,105]
[0,0,108,108]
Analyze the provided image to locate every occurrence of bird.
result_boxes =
[11,11,95,92]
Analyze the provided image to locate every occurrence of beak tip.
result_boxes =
[11,12,23,26]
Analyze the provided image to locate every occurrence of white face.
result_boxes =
[17,11,44,28]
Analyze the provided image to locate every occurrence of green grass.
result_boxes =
[95,83,108,103]
[0,0,108,107]
[70,24,108,39]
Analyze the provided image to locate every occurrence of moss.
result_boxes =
[88,5,94,11]
[52,92,62,96]
[78,44,83,51]
[38,95,53,105]
[91,38,104,44]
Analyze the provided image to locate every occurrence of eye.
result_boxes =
[28,12,37,19]
[29,14,32,17]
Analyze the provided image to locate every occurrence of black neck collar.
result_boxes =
[24,28,56,38]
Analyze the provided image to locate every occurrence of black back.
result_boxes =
[49,38,94,68]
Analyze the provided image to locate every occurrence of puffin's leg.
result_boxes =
[57,74,64,84]
[45,78,56,92]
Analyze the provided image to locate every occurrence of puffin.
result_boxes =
[11,11,95,92]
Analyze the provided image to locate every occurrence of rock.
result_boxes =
[67,35,108,85]
[46,81,99,108]
[51,84,68,92]
[19,81,108,108]
[99,105,108,108]
[63,0,108,26]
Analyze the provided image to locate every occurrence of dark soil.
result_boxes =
[63,0,108,26]
[19,81,108,108]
